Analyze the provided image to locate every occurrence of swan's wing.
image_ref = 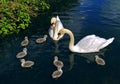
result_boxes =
[75,35,107,51]
[56,16,64,31]
[98,37,114,49]
[48,28,53,38]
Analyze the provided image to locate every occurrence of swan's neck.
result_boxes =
[63,29,75,52]
[53,20,58,40]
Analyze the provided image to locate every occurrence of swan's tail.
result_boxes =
[99,37,115,50]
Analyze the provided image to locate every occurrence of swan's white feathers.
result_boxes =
[56,16,64,31]
[48,28,54,38]
[49,16,64,40]
[75,35,106,52]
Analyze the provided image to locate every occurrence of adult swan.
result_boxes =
[49,16,64,41]
[57,28,115,53]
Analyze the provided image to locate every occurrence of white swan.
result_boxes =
[36,35,47,43]
[53,56,64,68]
[20,59,34,68]
[49,16,64,40]
[95,55,105,65]
[52,67,63,78]
[21,36,29,46]
[57,28,115,53]
[16,48,27,58]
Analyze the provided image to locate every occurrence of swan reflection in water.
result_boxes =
[54,41,60,54]
[69,53,75,70]
[79,49,107,65]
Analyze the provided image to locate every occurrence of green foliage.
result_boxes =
[39,0,50,11]
[1,0,7,7]
[0,1,30,36]
[0,0,50,36]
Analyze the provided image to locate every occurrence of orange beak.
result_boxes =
[50,23,55,29]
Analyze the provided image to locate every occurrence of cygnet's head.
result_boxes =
[25,36,28,39]
[44,35,48,38]
[23,48,27,51]
[57,67,62,71]
[95,55,99,58]
[20,59,25,63]
[54,56,58,60]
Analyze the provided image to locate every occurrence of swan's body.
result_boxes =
[36,35,47,43]
[21,36,29,46]
[52,67,63,78]
[20,59,34,68]
[49,16,64,40]
[53,56,64,68]
[58,28,115,53]
[16,48,27,58]
[95,55,105,65]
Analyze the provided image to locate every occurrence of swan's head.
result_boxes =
[57,29,65,40]
[50,17,57,29]
[49,16,64,41]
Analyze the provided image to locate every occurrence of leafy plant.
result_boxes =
[1,0,7,7]
[0,0,50,36]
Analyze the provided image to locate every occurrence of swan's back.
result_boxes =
[75,35,114,52]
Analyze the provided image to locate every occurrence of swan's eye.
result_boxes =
[51,22,55,25]
[58,33,61,35]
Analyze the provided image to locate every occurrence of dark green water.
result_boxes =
[0,0,120,84]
